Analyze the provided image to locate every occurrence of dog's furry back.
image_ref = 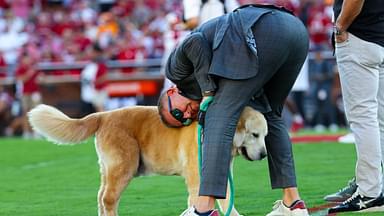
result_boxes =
[28,104,100,144]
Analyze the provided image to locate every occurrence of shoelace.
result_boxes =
[342,191,360,205]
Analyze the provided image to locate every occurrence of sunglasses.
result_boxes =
[167,95,192,125]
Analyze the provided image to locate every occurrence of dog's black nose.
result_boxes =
[260,152,267,159]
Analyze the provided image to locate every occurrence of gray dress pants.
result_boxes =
[199,9,309,198]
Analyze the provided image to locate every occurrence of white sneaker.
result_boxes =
[180,207,219,216]
[266,200,309,216]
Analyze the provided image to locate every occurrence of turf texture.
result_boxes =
[0,137,382,215]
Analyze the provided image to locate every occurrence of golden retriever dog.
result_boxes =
[28,105,268,216]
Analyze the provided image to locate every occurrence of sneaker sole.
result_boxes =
[354,205,384,213]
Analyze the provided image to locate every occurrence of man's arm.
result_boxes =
[335,0,365,33]
[164,34,206,100]
[166,32,216,95]
[183,33,216,95]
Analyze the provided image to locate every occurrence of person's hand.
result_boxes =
[335,31,348,43]
[200,96,214,112]
[198,96,214,127]
[200,96,213,110]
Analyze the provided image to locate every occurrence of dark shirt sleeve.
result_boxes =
[165,32,216,99]
[184,32,216,93]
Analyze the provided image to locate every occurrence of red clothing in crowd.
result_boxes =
[73,33,92,51]
[0,54,6,78]
[0,0,9,8]
[307,4,332,46]
[94,62,108,90]
[116,47,137,73]
[15,65,39,94]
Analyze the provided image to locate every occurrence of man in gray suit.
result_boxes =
[158,4,309,216]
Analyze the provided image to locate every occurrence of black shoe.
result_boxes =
[324,177,357,202]
[328,192,384,213]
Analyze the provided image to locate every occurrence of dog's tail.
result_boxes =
[28,104,100,145]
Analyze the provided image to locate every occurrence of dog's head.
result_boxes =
[233,107,268,161]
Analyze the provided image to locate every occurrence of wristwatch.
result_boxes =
[333,25,343,36]
[202,90,215,97]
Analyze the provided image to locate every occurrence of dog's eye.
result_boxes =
[252,133,259,138]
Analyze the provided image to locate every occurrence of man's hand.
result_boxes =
[200,96,214,111]
[198,96,214,127]
[335,0,365,43]
[335,31,348,43]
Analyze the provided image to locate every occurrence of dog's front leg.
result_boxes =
[101,161,136,216]
[98,162,107,216]
[184,173,200,207]
[98,136,140,216]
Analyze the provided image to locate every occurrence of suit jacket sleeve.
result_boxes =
[165,32,216,99]
[184,32,216,94]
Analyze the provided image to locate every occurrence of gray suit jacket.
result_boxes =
[165,5,290,100]
[205,6,272,79]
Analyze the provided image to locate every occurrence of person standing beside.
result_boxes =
[80,44,109,114]
[327,0,384,213]
[15,53,41,138]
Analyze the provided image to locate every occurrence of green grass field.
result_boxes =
[0,137,381,215]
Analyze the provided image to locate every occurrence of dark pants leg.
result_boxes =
[261,45,309,188]
[199,78,257,198]
[252,9,309,189]
[199,10,309,198]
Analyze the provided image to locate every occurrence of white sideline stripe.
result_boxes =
[21,157,93,170]
[22,161,59,170]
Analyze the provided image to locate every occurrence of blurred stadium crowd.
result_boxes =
[0,0,341,137]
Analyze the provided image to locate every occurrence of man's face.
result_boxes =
[162,87,200,127]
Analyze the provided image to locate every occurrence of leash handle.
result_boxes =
[198,96,214,127]
[200,96,214,111]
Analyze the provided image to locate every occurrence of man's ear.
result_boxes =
[166,86,178,96]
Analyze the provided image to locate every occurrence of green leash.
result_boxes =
[197,96,234,216]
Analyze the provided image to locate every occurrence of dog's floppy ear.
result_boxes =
[236,106,255,133]
[236,112,246,132]
[241,107,256,125]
